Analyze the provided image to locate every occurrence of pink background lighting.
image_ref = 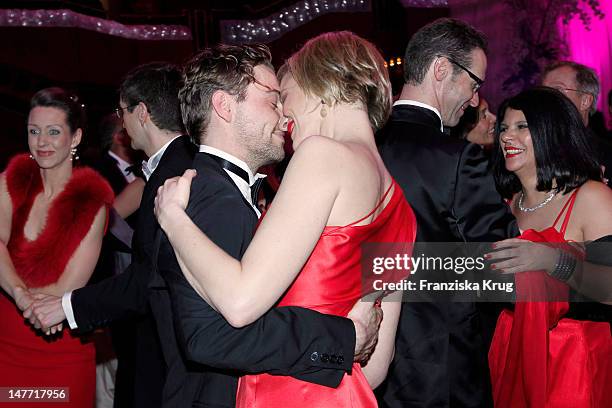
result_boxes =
[559,0,612,127]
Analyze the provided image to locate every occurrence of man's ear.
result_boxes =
[136,102,149,125]
[432,56,451,82]
[211,90,234,123]
[580,93,594,115]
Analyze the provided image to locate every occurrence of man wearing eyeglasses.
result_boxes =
[377,18,518,408]
[542,61,599,126]
[542,61,612,185]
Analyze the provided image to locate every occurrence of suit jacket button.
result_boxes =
[321,353,329,363]
[337,356,344,365]
[330,355,337,363]
[310,352,319,362]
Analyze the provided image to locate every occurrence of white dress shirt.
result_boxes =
[141,135,183,181]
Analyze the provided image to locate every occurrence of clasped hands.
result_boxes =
[13,286,65,336]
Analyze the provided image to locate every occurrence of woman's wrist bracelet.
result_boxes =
[549,249,577,282]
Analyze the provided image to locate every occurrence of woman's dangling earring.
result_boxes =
[70,147,79,161]
[29,154,34,160]
[320,100,328,118]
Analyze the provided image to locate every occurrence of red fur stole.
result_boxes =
[5,154,114,287]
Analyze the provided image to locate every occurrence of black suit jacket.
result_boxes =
[71,136,197,408]
[589,130,612,187]
[153,152,356,407]
[376,105,518,408]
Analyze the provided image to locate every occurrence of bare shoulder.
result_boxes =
[575,180,612,210]
[292,135,353,159]
[288,135,357,175]
[292,136,360,170]
[573,181,612,240]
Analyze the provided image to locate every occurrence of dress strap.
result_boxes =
[552,188,580,236]
[346,180,395,228]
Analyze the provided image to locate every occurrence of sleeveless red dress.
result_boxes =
[488,189,612,408]
[236,180,417,408]
[0,154,113,408]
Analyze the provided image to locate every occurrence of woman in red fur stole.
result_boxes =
[0,88,113,407]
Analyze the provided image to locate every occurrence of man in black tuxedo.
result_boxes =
[376,18,517,407]
[87,113,143,284]
[85,113,143,407]
[26,59,378,407]
[90,113,141,197]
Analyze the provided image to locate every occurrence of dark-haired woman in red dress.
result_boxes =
[0,88,113,407]
[486,87,612,408]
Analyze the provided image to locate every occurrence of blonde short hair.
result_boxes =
[280,31,392,131]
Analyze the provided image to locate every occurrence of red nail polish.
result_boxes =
[491,264,496,270]
[287,120,294,136]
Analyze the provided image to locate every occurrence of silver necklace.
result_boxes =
[518,191,556,212]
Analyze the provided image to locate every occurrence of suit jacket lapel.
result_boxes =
[149,152,257,288]
[194,153,260,217]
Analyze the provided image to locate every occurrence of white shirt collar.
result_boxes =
[393,99,444,132]
[199,144,266,217]
[141,135,182,181]
[107,150,136,183]
[199,145,264,185]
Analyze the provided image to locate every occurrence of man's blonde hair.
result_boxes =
[279,31,392,131]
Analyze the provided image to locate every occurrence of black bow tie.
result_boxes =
[205,154,263,204]
[125,164,144,180]
[250,177,265,205]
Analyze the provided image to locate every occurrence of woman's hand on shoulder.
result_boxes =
[154,169,197,231]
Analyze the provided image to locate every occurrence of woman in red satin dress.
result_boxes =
[0,88,113,407]
[486,87,612,407]
[155,32,417,407]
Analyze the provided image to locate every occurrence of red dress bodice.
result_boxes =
[237,180,417,408]
[489,188,612,408]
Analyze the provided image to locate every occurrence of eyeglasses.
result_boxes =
[115,104,138,119]
[549,86,590,96]
[444,56,484,92]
